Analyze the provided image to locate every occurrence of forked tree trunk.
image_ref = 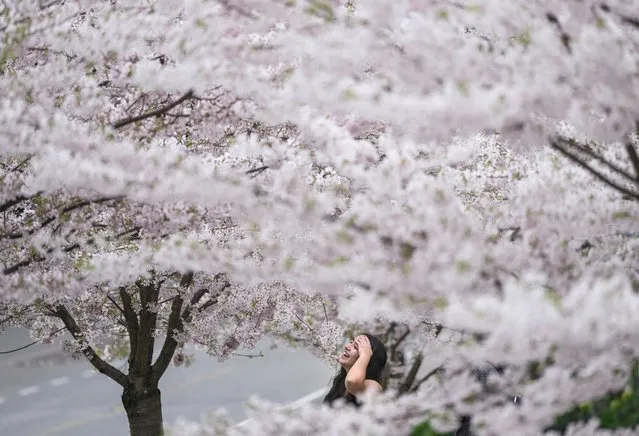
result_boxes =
[122,386,164,436]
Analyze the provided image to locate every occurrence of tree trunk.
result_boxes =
[122,386,164,436]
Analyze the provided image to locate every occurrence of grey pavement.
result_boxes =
[0,328,334,436]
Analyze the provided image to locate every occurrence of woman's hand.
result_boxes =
[355,335,373,359]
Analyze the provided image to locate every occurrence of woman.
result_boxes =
[323,333,388,406]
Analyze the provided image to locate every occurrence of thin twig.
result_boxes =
[0,327,66,355]
[232,351,264,358]
[10,155,33,172]
[107,294,125,315]
[294,314,314,332]
[0,305,34,327]
[422,321,467,336]
[125,93,147,113]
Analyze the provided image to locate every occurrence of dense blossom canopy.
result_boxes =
[2,0,639,434]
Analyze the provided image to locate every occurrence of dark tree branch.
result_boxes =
[398,352,423,395]
[165,112,191,118]
[550,139,639,201]
[0,193,41,214]
[389,326,410,362]
[294,314,314,332]
[150,295,183,384]
[54,305,127,387]
[2,194,123,273]
[61,195,125,215]
[554,137,635,183]
[131,278,160,376]
[150,272,193,384]
[625,142,639,187]
[107,294,125,315]
[599,3,639,29]
[620,14,639,28]
[111,90,195,129]
[10,155,33,172]
[62,242,81,252]
[3,239,86,275]
[497,226,522,241]
[118,287,139,369]
[198,297,219,312]
[125,93,147,113]
[179,271,194,288]
[115,226,141,241]
[150,273,226,384]
[246,165,269,178]
[190,288,208,304]
[1,195,123,241]
[196,279,229,313]
[181,288,208,323]
[410,365,446,393]
[3,256,44,275]
[156,296,177,306]
[545,12,572,54]
[384,322,398,342]
[0,304,34,327]
[394,327,410,349]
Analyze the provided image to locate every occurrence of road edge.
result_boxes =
[232,387,328,429]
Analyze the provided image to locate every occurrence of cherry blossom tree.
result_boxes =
[2,0,639,435]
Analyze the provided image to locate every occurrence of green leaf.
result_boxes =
[327,256,349,266]
[411,420,453,436]
[284,256,296,270]
[400,242,416,261]
[340,88,358,101]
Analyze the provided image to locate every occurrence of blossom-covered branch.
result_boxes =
[111,90,195,129]
[54,305,128,387]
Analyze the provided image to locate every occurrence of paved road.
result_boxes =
[0,328,334,436]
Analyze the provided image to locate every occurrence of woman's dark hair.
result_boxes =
[323,333,388,407]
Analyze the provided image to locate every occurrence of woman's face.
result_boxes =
[338,338,361,368]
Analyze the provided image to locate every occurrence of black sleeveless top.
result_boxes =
[343,393,362,407]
